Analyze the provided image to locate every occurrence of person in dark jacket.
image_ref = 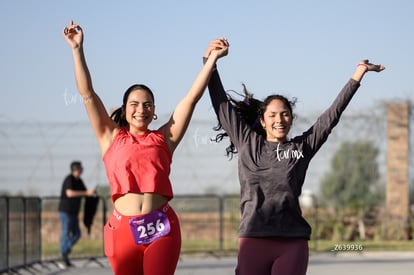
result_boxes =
[58,161,95,267]
[204,38,384,275]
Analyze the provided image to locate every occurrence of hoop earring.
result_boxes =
[153,114,158,120]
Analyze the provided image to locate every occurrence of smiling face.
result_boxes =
[124,89,155,134]
[260,99,293,142]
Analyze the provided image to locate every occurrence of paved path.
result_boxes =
[8,252,414,275]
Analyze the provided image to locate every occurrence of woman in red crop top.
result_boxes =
[62,20,229,275]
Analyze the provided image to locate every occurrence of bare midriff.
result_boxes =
[113,193,169,216]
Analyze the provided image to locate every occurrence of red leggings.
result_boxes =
[104,204,181,275]
[236,237,308,275]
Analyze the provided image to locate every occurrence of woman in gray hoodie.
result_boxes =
[204,38,384,275]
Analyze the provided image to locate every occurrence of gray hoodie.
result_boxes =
[207,66,360,239]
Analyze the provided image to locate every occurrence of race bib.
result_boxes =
[129,210,171,245]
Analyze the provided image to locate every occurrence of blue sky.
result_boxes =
[1,0,413,124]
[0,0,413,195]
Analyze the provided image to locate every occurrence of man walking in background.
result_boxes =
[58,161,95,268]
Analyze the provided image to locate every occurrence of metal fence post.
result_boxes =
[102,196,107,257]
[219,196,224,252]
[0,197,10,272]
[6,196,10,272]
[23,197,27,267]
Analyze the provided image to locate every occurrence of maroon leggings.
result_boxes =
[104,204,181,275]
[236,237,309,275]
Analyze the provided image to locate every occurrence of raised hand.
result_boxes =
[358,59,385,72]
[352,59,385,82]
[204,37,229,60]
[62,20,84,49]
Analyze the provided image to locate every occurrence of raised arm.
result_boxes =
[302,59,385,156]
[159,38,229,154]
[204,41,255,150]
[62,21,116,155]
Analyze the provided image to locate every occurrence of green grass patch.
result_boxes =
[42,240,103,259]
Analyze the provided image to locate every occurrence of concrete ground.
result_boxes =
[6,251,414,275]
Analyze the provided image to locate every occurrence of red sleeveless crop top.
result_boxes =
[103,128,173,202]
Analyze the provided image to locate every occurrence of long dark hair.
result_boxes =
[110,84,155,128]
[213,84,296,159]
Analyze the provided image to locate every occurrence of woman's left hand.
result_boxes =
[358,59,385,72]
[204,37,229,60]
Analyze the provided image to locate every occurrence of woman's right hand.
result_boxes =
[204,38,229,61]
[62,20,84,49]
